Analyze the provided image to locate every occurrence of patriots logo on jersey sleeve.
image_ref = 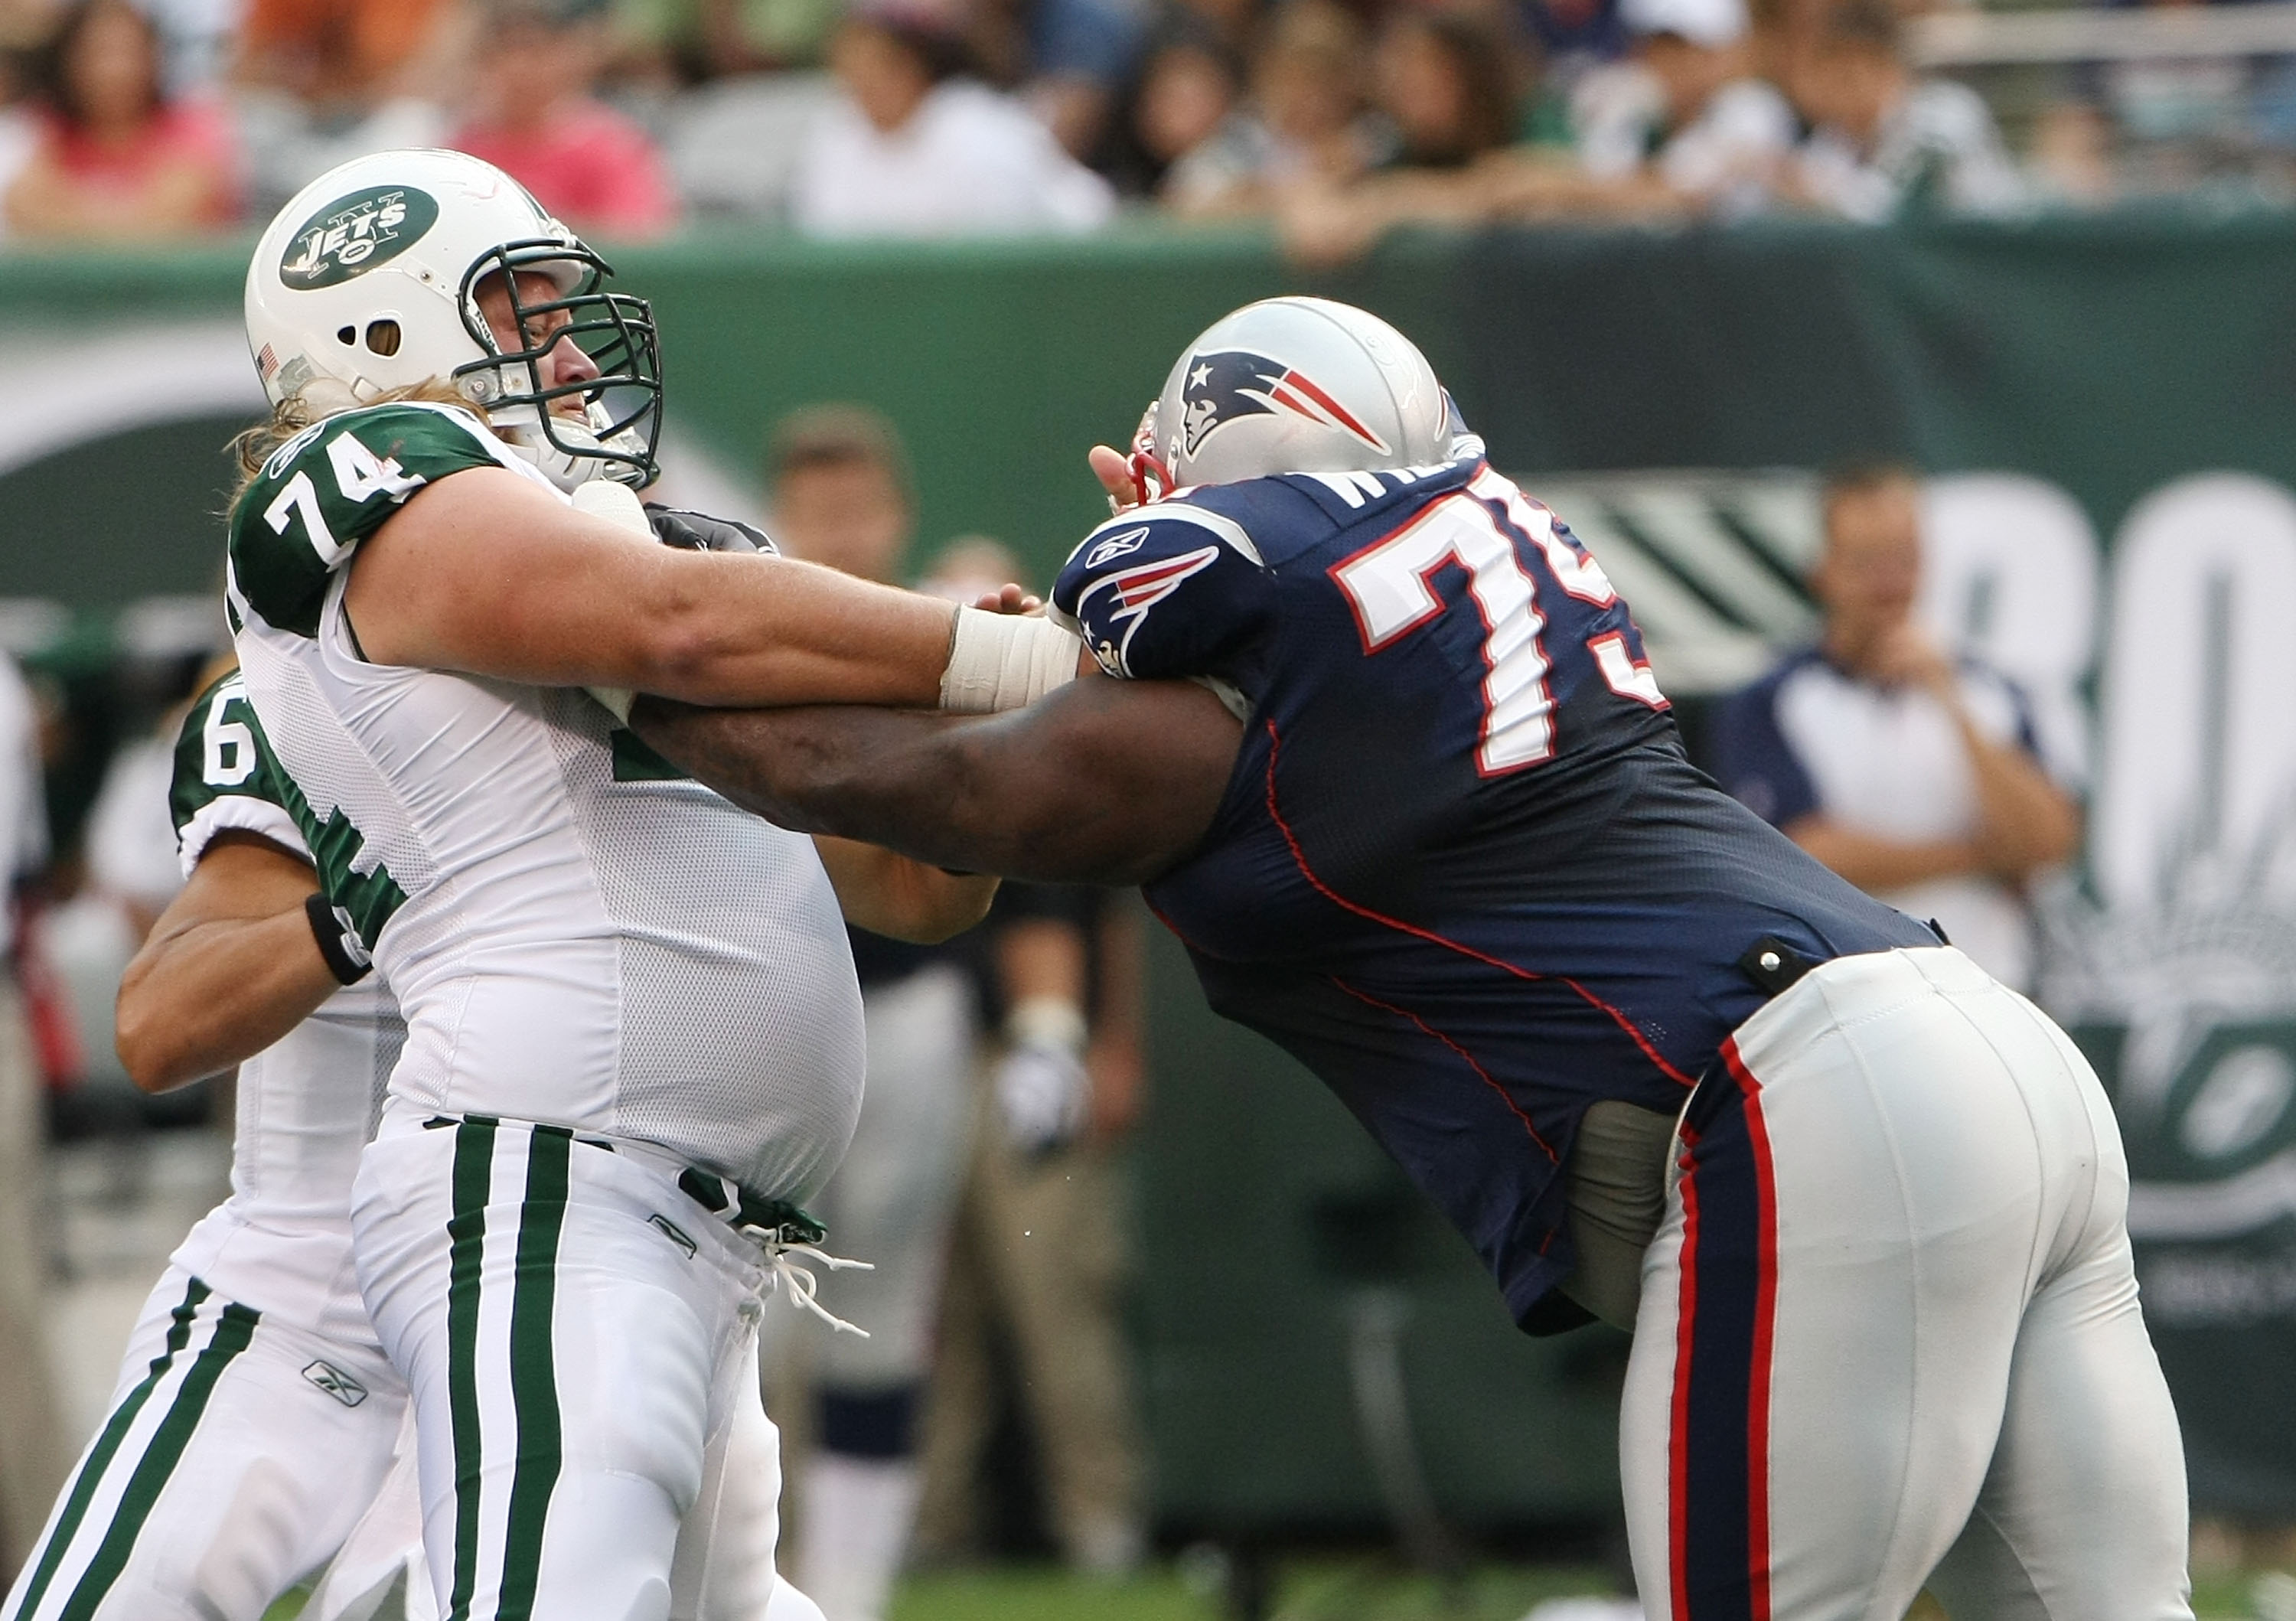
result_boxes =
[1181,351,1391,458]
[1075,543,1223,675]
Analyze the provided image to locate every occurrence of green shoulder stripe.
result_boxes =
[169,671,287,834]
[227,402,509,638]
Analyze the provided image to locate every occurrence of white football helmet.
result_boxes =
[1142,296,1474,491]
[244,148,662,489]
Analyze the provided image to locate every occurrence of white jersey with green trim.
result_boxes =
[223,400,864,1200]
[166,670,403,1340]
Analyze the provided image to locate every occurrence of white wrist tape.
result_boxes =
[572,479,651,725]
[939,607,1083,714]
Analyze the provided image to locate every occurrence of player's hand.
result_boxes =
[971,584,1042,615]
[1091,443,1141,510]
[644,504,770,553]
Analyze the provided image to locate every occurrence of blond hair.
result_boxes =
[228,379,488,501]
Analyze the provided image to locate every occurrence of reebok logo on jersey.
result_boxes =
[302,1360,370,1407]
[1180,351,1391,458]
[1084,527,1151,570]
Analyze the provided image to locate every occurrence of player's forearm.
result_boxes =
[631,677,1238,886]
[353,471,957,706]
[1786,816,1980,894]
[116,911,340,1092]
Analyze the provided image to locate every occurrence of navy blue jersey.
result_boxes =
[1052,458,1932,1327]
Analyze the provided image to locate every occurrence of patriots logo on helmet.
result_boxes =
[1179,351,1391,458]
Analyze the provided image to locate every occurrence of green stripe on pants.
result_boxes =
[5,1278,209,1621]
[53,1302,259,1621]
[446,1118,498,1621]
[497,1126,571,1621]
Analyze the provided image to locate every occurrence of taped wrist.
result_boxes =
[940,608,1082,713]
[305,892,374,985]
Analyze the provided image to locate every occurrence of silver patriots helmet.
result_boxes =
[1147,296,1466,489]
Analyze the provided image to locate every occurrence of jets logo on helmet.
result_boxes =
[244,148,663,491]
[1179,351,1392,459]
[278,186,439,289]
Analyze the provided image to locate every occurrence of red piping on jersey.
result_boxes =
[1261,719,1698,1089]
[1720,1037,1779,1621]
[1328,975,1558,1165]
[1669,1115,1704,1621]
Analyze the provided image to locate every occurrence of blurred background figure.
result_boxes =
[230,0,461,212]
[2,0,237,241]
[1127,31,1241,202]
[790,5,1114,236]
[1563,0,1793,217]
[615,0,843,78]
[1784,0,2024,220]
[915,806,1150,1580]
[1708,464,2082,993]
[0,646,65,1586]
[1158,0,1382,216]
[452,0,680,240]
[762,406,982,1621]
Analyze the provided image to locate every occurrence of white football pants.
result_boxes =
[354,1116,817,1621]
[1,1264,406,1621]
[1620,945,2193,1620]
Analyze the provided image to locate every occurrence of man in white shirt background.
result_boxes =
[791,3,1114,238]
[1711,463,2084,992]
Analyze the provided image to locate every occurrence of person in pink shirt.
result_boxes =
[6,0,240,240]
[451,0,680,241]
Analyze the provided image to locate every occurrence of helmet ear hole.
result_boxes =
[335,325,356,345]
[364,320,402,357]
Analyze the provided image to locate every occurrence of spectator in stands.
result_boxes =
[1708,464,2082,992]
[452,0,680,239]
[1518,0,1626,86]
[1273,6,1526,261]
[985,0,1153,161]
[4,0,237,240]
[1561,0,1794,217]
[1130,34,1242,200]
[0,649,66,1587]
[1783,0,2024,220]
[231,0,460,213]
[1377,8,1524,169]
[1159,0,1385,216]
[613,0,842,77]
[790,5,1115,235]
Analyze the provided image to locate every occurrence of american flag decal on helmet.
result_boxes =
[1077,543,1223,674]
[1180,351,1391,458]
[256,343,279,383]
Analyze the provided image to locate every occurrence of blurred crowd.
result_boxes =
[0,0,2291,259]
